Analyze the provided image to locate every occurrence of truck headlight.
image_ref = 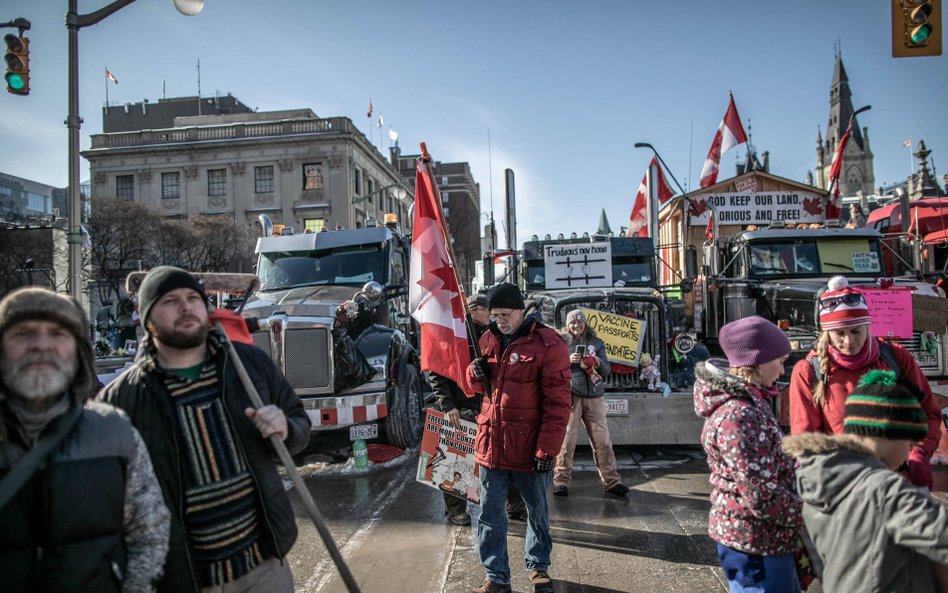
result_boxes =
[366,355,387,377]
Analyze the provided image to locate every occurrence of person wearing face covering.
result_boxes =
[788,275,942,489]
[694,316,802,593]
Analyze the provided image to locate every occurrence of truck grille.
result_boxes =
[603,372,643,391]
[251,327,333,391]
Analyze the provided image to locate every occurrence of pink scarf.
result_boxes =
[828,336,879,370]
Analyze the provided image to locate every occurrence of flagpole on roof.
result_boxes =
[104,66,108,106]
[419,142,488,366]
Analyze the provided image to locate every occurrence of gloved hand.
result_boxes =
[907,447,933,489]
[469,357,489,381]
[533,454,553,473]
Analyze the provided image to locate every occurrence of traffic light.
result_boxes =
[892,0,943,57]
[4,33,29,95]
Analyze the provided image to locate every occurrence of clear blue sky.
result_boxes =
[2,0,945,242]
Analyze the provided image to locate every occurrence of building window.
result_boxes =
[367,178,374,204]
[161,172,180,199]
[255,166,274,193]
[303,218,325,233]
[303,163,323,190]
[441,191,449,203]
[354,169,362,195]
[116,175,134,200]
[208,169,227,196]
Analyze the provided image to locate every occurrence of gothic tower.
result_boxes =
[815,52,875,196]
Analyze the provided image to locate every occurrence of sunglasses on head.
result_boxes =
[819,292,864,310]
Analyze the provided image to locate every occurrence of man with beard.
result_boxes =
[100,267,310,593]
[0,287,169,593]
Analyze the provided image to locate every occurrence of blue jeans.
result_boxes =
[716,544,800,593]
[477,467,552,584]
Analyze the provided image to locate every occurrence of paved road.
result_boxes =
[286,446,726,593]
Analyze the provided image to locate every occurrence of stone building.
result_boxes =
[393,148,482,291]
[815,54,875,197]
[83,98,413,237]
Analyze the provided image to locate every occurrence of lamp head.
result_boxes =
[172,0,204,16]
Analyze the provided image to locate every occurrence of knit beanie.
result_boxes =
[0,287,98,401]
[467,293,489,309]
[819,275,871,330]
[843,370,927,441]
[488,283,525,310]
[718,315,791,368]
[138,266,207,325]
[566,309,586,324]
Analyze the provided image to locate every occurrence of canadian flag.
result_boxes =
[409,160,473,393]
[826,119,854,219]
[366,98,373,119]
[699,95,747,188]
[105,68,118,84]
[629,157,674,237]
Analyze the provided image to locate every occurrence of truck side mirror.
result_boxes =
[684,246,698,280]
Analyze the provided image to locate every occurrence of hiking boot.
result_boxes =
[448,511,471,526]
[606,483,630,497]
[472,579,512,593]
[528,569,554,593]
[552,485,568,497]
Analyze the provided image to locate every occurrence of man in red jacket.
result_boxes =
[467,283,571,593]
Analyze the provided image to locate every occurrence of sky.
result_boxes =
[2,0,946,243]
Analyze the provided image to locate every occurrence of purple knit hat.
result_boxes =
[719,316,790,368]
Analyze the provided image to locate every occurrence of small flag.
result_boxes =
[826,119,856,218]
[105,68,118,84]
[628,157,675,237]
[366,99,373,119]
[699,94,747,188]
[388,127,399,142]
[80,224,92,249]
[377,114,384,128]
[902,139,912,148]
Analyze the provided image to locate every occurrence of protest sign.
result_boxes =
[417,409,480,505]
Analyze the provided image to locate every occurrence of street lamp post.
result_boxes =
[634,142,689,283]
[65,0,204,299]
[350,182,409,226]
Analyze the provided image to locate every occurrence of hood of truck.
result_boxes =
[241,285,357,318]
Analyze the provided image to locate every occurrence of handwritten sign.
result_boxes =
[543,242,613,289]
[579,306,646,365]
[817,240,879,274]
[417,409,480,505]
[856,288,913,339]
[912,294,948,331]
[688,191,825,225]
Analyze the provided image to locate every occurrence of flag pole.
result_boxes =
[419,142,487,366]
[104,66,109,106]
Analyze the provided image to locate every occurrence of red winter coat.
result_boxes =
[788,339,942,458]
[467,316,572,472]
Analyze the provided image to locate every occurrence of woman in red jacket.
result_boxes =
[788,275,942,488]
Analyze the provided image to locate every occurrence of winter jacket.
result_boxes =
[0,400,170,593]
[788,338,942,457]
[783,433,948,593]
[98,332,310,593]
[564,335,609,398]
[467,313,572,471]
[694,359,802,555]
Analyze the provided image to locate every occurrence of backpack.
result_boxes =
[808,341,924,403]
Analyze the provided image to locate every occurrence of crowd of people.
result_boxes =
[2,269,947,593]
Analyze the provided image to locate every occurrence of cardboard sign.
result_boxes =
[417,409,480,505]
[543,242,613,289]
[856,288,914,339]
[912,294,948,332]
[688,191,825,225]
[816,240,879,274]
[579,306,646,365]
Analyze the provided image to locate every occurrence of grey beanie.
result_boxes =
[138,266,207,325]
[0,287,98,401]
[488,283,525,310]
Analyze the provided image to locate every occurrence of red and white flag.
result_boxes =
[105,68,118,84]
[409,160,473,394]
[699,95,747,188]
[629,157,674,237]
[826,119,855,219]
[902,138,912,148]
[366,99,373,119]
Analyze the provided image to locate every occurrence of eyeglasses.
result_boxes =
[490,312,516,321]
[819,292,864,310]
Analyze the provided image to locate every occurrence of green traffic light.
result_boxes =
[910,23,933,44]
[6,72,25,91]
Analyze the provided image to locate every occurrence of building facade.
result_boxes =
[0,172,67,225]
[83,99,413,238]
[815,54,876,197]
[393,148,482,291]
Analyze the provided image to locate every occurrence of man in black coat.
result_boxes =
[100,267,310,593]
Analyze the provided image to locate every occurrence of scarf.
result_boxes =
[828,335,879,371]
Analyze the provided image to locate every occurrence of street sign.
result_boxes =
[543,242,613,289]
[350,423,378,441]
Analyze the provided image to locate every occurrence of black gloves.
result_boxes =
[533,454,553,473]
[470,357,489,380]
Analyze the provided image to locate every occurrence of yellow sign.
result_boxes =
[578,307,646,366]
[816,240,880,274]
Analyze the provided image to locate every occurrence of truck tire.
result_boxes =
[385,362,424,448]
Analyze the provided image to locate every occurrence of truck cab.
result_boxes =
[241,220,425,447]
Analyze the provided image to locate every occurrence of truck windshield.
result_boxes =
[747,238,882,277]
[258,245,387,290]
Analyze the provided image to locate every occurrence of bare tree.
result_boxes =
[87,197,163,301]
